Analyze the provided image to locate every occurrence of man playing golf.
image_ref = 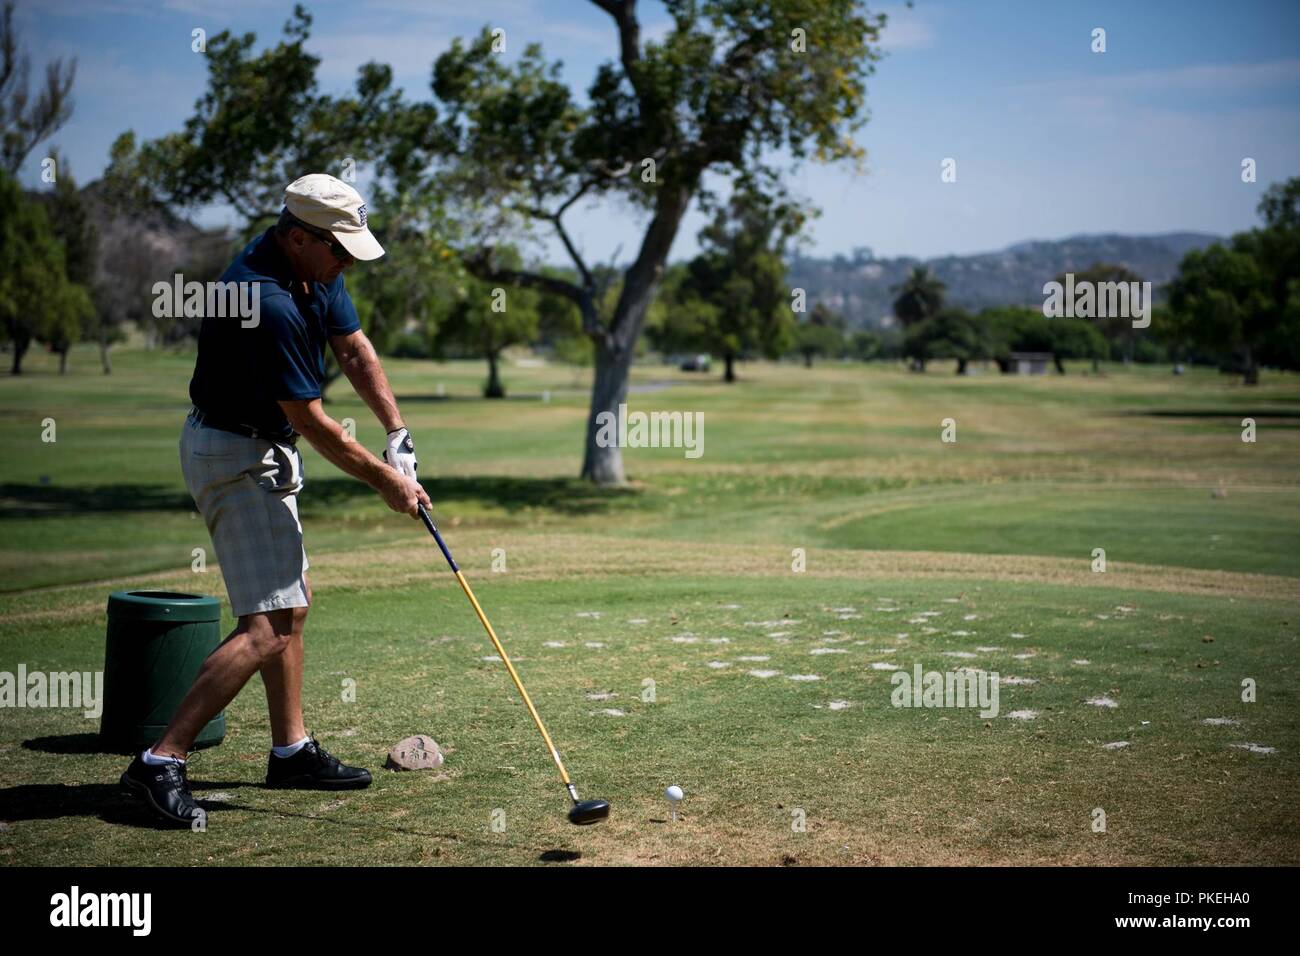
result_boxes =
[121,174,430,826]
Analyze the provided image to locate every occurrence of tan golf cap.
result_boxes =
[283,173,384,261]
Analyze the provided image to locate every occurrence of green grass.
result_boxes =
[1,343,1298,865]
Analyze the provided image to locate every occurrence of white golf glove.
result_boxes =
[383,427,418,478]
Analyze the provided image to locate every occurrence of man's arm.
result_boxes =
[329,329,402,432]
[278,398,430,516]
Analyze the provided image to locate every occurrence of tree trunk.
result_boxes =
[1054,355,1066,374]
[724,352,736,383]
[995,357,1011,373]
[99,337,112,374]
[956,357,968,375]
[484,351,505,398]
[9,333,29,375]
[1243,347,1259,385]
[58,349,69,375]
[580,184,691,486]
[803,350,814,369]
[581,338,634,484]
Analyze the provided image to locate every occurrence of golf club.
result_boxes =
[416,504,610,826]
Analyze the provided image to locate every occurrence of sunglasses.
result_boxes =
[289,216,354,262]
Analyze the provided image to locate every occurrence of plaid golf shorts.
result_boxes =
[180,409,309,617]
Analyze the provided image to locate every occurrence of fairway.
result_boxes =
[2,346,1298,865]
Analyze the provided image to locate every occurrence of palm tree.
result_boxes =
[891,267,946,327]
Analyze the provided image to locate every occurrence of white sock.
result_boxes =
[142,748,184,766]
[271,735,310,758]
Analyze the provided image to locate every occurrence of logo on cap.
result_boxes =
[358,204,368,228]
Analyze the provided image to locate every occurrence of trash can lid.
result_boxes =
[107,590,222,624]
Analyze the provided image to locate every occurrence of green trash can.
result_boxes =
[99,590,226,753]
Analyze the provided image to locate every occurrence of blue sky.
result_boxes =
[14,0,1300,263]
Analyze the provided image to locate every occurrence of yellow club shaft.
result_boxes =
[453,569,572,787]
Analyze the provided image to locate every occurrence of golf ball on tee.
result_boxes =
[665,785,684,802]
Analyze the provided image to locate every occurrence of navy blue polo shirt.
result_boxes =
[189,228,361,439]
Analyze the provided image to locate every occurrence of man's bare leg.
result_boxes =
[151,608,296,759]
[261,575,310,747]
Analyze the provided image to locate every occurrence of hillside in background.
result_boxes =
[46,176,1222,340]
[789,232,1224,329]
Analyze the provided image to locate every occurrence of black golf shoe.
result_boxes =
[265,737,372,790]
[120,753,201,828]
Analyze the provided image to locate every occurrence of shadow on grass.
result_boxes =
[0,782,238,830]
[1122,408,1300,421]
[0,475,641,520]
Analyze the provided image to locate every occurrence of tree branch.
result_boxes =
[590,0,645,107]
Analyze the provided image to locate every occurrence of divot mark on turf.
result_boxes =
[1013,652,1036,660]
[706,661,731,669]
[869,662,900,671]
[788,674,822,682]
[584,641,606,648]
[590,708,625,717]
[1230,742,1276,754]
[627,618,649,624]
[810,647,847,655]
[585,691,617,701]
[976,646,1002,652]
[1000,677,1037,686]
[828,700,851,710]
[1010,632,1027,639]
[1006,710,1039,720]
[943,651,977,659]
[737,655,770,662]
[708,637,731,644]
[1085,696,1119,709]
[748,669,781,679]
[576,611,603,619]
[1071,659,1090,665]
[1202,717,1240,726]
[543,641,568,648]
[669,636,699,644]
[720,603,742,609]
[1102,741,1130,750]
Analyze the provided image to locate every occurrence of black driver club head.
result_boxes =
[568,799,610,825]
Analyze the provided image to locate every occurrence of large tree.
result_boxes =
[0,171,93,374]
[903,308,993,375]
[1050,262,1146,366]
[108,2,885,482]
[793,301,844,368]
[1167,179,1300,384]
[654,185,807,381]
[437,2,884,482]
[891,266,945,328]
[0,0,76,175]
[39,154,99,373]
[432,260,542,399]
